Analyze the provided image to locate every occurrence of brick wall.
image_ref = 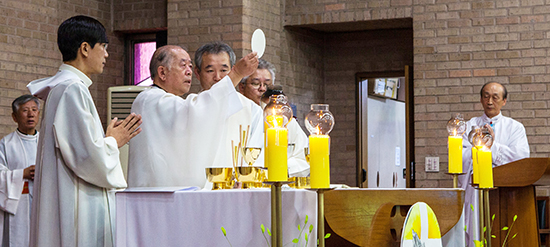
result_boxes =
[0,0,125,138]
[285,0,549,188]
[2,0,550,188]
[113,0,166,31]
[324,29,414,184]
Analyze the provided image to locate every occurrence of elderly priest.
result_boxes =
[458,82,530,246]
[128,45,258,188]
[0,95,40,247]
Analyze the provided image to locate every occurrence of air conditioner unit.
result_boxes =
[107,85,149,179]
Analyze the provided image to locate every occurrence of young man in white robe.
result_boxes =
[238,59,310,177]
[26,15,142,247]
[194,42,265,171]
[127,45,259,188]
[458,82,530,246]
[0,95,40,246]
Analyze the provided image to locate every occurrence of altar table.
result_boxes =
[115,188,318,247]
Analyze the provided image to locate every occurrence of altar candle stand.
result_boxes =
[263,95,293,247]
[477,146,493,247]
[305,104,335,247]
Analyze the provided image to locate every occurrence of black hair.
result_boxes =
[57,15,109,62]
[261,85,284,101]
[194,41,236,72]
[12,95,40,113]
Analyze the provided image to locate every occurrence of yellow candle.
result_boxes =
[264,115,284,169]
[477,148,493,189]
[448,136,463,173]
[309,135,330,188]
[266,127,288,181]
[472,147,480,184]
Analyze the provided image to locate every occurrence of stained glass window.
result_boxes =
[134,42,156,86]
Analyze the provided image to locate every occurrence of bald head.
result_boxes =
[149,45,193,96]
[150,45,180,81]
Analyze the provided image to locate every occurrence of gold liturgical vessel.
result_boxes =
[205,167,233,190]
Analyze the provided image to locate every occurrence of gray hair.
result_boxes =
[149,45,187,80]
[12,95,40,113]
[194,41,236,72]
[240,58,276,85]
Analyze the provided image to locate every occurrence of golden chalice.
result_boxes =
[242,147,262,166]
[236,166,264,188]
[205,167,234,190]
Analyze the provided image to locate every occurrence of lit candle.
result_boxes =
[264,115,284,169]
[448,136,463,173]
[309,134,330,188]
[266,127,288,181]
[477,147,493,189]
[471,146,481,184]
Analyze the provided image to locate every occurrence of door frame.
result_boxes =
[355,66,414,188]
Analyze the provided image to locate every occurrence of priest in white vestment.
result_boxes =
[27,15,142,247]
[128,45,259,188]
[194,42,264,171]
[0,95,40,247]
[238,59,310,177]
[458,82,529,246]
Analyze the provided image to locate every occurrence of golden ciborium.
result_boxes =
[288,176,310,189]
[235,166,264,188]
[205,167,234,190]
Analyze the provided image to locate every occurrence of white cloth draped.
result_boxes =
[212,93,264,168]
[27,64,127,247]
[458,112,529,245]
[0,130,38,247]
[115,189,318,247]
[127,76,243,188]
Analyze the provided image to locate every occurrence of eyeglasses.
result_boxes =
[247,81,270,89]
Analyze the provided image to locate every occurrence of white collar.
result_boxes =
[16,129,38,140]
[59,64,93,87]
[481,112,502,124]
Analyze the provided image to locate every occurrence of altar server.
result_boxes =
[0,95,40,246]
[128,45,258,188]
[194,42,264,170]
[238,59,310,177]
[27,15,142,247]
[459,82,529,245]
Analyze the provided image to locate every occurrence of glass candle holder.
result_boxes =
[447,113,466,174]
[305,104,335,189]
[263,95,292,182]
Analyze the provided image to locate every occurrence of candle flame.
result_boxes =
[453,129,457,136]
[316,126,321,135]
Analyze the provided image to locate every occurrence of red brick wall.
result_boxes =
[0,0,125,138]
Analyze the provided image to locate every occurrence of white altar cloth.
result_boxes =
[116,189,318,247]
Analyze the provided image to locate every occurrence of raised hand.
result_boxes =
[229,52,259,86]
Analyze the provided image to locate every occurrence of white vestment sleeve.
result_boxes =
[0,139,24,214]
[491,124,530,166]
[52,83,126,189]
[247,102,264,148]
[287,119,310,177]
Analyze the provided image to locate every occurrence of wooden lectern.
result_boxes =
[323,189,464,246]
[491,157,550,247]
